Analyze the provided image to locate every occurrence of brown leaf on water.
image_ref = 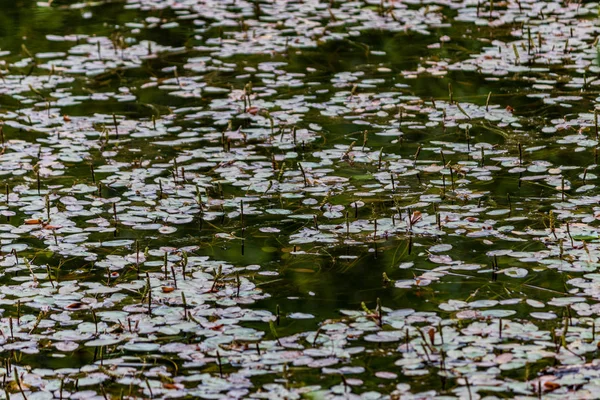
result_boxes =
[544,381,560,391]
[289,268,315,273]
[65,302,85,310]
[246,106,260,115]
[5,381,30,392]
[209,324,224,331]
[428,328,435,345]
[410,211,422,225]
[163,383,183,390]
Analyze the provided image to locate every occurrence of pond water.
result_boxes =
[1,0,600,398]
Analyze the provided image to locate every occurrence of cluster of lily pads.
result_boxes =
[2,0,600,398]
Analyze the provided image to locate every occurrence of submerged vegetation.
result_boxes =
[1,0,600,398]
